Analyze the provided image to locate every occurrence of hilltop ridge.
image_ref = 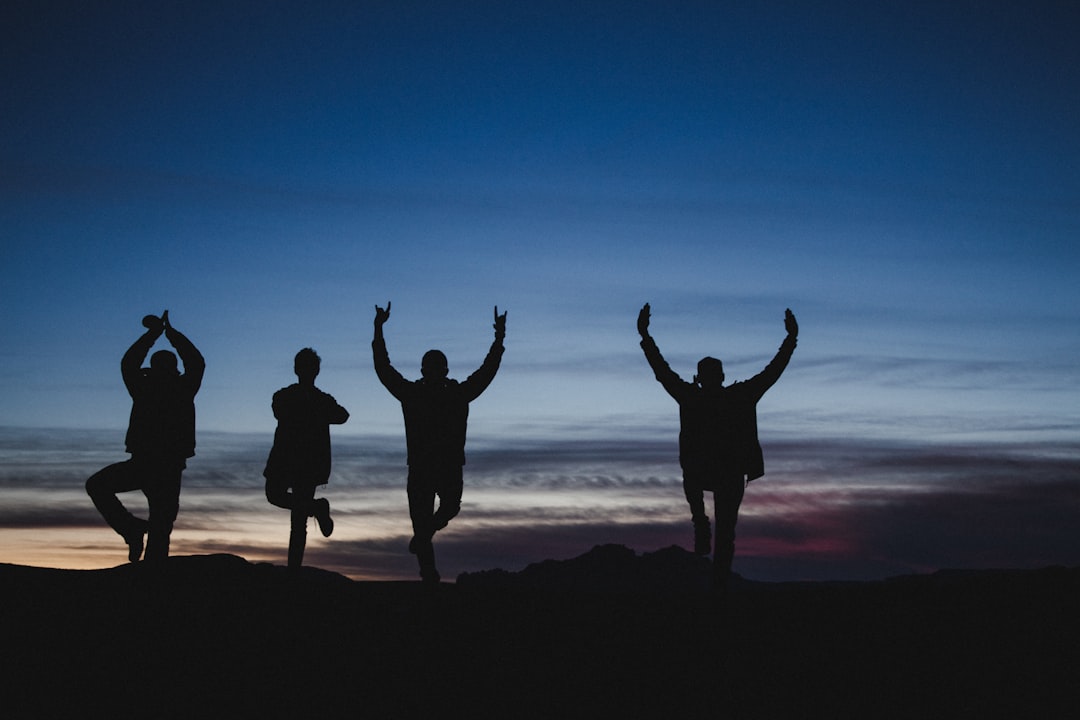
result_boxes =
[3,548,1078,717]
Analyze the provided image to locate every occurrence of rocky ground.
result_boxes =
[2,546,1078,718]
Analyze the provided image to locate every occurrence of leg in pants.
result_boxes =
[711,475,746,589]
[266,477,319,569]
[87,460,148,539]
[682,474,711,555]
[142,463,183,563]
[86,457,182,563]
[407,465,463,583]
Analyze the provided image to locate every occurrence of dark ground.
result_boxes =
[2,546,1078,718]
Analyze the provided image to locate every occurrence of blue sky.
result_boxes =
[2,1,1079,580]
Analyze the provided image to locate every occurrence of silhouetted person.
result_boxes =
[264,348,349,570]
[638,303,797,590]
[86,311,205,563]
[373,302,506,583]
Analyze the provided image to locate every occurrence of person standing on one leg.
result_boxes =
[372,302,506,584]
[637,303,797,590]
[86,311,205,563]
[264,348,349,570]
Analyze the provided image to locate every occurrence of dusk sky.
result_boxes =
[3,1,1079,581]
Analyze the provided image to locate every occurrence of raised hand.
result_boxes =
[493,305,507,339]
[637,303,651,336]
[141,313,165,334]
[374,301,392,327]
[784,308,798,337]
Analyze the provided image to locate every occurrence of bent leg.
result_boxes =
[86,460,148,541]
[682,472,711,555]
[431,466,464,534]
[265,474,297,510]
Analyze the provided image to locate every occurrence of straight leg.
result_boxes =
[287,484,316,569]
[712,475,746,588]
[266,476,321,568]
[142,461,184,562]
[407,467,440,582]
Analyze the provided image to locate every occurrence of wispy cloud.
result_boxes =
[1,428,1078,582]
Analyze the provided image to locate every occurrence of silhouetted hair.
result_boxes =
[294,348,321,379]
[694,356,724,386]
[697,357,723,374]
[421,349,448,378]
[150,350,179,374]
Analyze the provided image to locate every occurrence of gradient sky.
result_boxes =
[2,1,1079,581]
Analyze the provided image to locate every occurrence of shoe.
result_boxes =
[420,565,441,584]
[693,517,711,556]
[314,498,334,537]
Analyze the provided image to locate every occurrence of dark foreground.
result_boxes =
[2,547,1078,718]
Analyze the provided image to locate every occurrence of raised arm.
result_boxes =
[637,302,652,339]
[461,305,506,401]
[745,308,798,399]
[372,301,409,399]
[494,305,507,344]
[374,301,391,336]
[121,314,165,395]
[638,303,692,401]
[163,311,206,395]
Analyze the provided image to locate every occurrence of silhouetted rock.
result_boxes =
[2,555,1078,718]
[457,543,718,592]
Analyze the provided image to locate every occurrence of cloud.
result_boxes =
[734,440,1080,578]
[795,353,1075,393]
[2,428,1078,582]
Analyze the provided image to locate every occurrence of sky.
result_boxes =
[2,0,1079,582]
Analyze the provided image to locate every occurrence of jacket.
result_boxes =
[373,334,503,467]
[641,332,795,483]
[122,327,205,460]
[263,383,349,486]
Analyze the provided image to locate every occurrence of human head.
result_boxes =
[149,350,179,375]
[421,349,448,380]
[294,348,321,382]
[694,356,725,389]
